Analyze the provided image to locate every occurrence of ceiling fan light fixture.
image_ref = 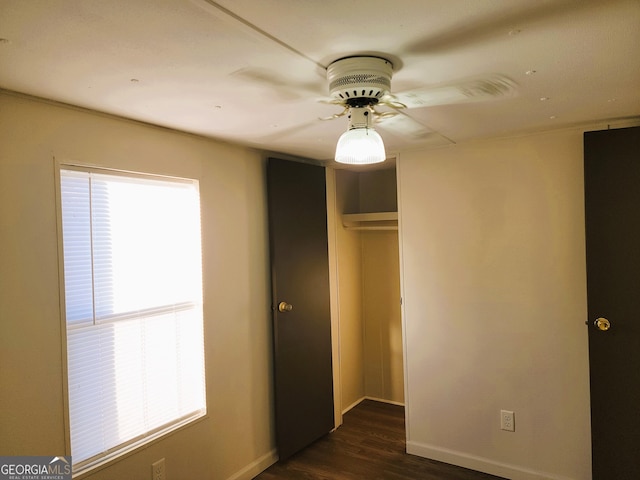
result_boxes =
[335,127,385,165]
[335,105,386,165]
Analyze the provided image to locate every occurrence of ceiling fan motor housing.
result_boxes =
[327,56,393,106]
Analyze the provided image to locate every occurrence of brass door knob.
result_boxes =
[278,302,293,313]
[594,317,611,331]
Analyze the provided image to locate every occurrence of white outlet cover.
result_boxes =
[152,458,165,480]
[500,410,515,432]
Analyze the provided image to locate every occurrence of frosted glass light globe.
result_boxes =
[335,127,386,165]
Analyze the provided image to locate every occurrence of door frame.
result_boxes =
[324,164,405,429]
[325,167,343,429]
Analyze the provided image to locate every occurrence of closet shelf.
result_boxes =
[342,212,398,231]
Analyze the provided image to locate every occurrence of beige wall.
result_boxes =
[398,129,592,480]
[0,92,275,480]
[357,168,398,213]
[332,170,365,412]
[362,231,403,404]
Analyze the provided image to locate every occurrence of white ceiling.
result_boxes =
[1,0,639,165]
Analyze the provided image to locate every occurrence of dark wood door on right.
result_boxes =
[584,126,640,480]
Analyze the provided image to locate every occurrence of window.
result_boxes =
[58,167,206,474]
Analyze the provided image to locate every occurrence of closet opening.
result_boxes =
[329,165,404,420]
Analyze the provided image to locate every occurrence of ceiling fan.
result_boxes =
[319,55,517,164]
[199,0,604,163]
[233,55,517,144]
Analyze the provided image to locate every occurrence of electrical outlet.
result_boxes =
[500,410,515,432]
[152,458,165,480]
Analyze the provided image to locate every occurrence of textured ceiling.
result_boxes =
[1,0,639,165]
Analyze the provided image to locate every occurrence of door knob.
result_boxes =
[594,317,611,331]
[278,302,293,312]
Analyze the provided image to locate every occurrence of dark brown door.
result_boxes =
[266,157,334,461]
[584,126,640,480]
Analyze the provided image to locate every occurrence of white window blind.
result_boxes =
[59,168,206,474]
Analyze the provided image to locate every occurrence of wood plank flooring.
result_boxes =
[254,400,506,480]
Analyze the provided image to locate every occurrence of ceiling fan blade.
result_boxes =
[318,97,347,106]
[256,118,321,142]
[391,74,517,109]
[229,67,325,100]
[377,112,453,146]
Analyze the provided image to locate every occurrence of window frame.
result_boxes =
[54,160,208,477]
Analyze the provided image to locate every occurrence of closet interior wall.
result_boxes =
[334,167,403,413]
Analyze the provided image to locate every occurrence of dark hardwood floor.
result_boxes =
[254,400,506,480]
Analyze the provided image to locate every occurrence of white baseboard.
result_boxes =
[342,396,405,415]
[342,396,366,414]
[407,441,575,480]
[225,449,278,480]
[364,396,404,407]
